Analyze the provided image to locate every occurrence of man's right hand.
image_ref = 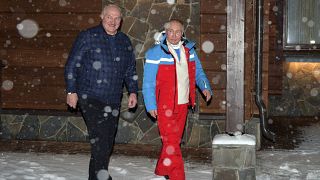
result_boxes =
[149,110,158,119]
[66,93,78,109]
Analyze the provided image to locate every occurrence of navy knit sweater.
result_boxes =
[64,24,138,105]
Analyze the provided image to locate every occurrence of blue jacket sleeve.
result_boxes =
[124,38,138,94]
[64,31,87,93]
[191,49,213,95]
[142,48,159,112]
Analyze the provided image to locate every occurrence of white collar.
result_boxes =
[168,41,183,49]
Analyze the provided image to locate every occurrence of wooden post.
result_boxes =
[226,0,245,133]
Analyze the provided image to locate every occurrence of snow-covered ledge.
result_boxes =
[212,132,256,145]
[212,133,256,180]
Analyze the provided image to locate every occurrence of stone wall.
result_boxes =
[0,111,225,148]
[0,0,226,148]
[269,62,320,116]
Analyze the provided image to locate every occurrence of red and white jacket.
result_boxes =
[142,35,213,112]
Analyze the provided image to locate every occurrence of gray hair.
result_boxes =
[163,19,184,32]
[101,4,123,17]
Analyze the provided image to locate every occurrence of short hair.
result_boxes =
[101,4,123,17]
[164,19,184,32]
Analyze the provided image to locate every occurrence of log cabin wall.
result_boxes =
[199,0,227,115]
[0,0,227,148]
[0,0,277,149]
[261,0,271,115]
[0,0,102,110]
[268,0,283,95]
[247,0,270,116]
[199,0,270,120]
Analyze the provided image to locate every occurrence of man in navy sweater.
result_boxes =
[64,4,138,180]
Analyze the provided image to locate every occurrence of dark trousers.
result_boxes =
[78,98,119,180]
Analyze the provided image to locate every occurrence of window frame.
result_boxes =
[283,0,320,50]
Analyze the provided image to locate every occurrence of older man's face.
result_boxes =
[166,21,183,45]
[101,6,121,35]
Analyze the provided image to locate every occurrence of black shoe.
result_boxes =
[108,176,112,180]
[164,175,169,179]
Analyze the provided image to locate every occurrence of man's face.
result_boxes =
[166,21,183,45]
[101,7,121,35]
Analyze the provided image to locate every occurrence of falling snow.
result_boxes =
[1,1,320,180]
[59,0,67,7]
[1,80,14,91]
[302,17,308,23]
[97,169,110,180]
[81,94,88,99]
[112,109,119,117]
[167,0,175,5]
[165,145,175,155]
[132,75,138,81]
[310,88,318,97]
[165,109,173,117]
[151,9,157,15]
[16,19,39,38]
[88,18,95,24]
[92,61,102,70]
[104,106,112,113]
[307,20,315,28]
[201,41,214,54]
[163,158,172,166]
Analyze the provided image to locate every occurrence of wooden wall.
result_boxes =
[0,0,101,110]
[1,0,273,117]
[248,0,270,115]
[200,0,227,114]
[268,0,283,95]
[199,0,270,118]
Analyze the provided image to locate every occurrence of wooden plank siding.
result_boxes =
[247,0,270,115]
[0,0,102,110]
[0,0,101,13]
[200,0,271,118]
[260,0,271,114]
[200,0,227,114]
[268,0,283,95]
[244,0,255,119]
[1,14,101,31]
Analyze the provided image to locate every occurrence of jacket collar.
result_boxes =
[159,33,196,53]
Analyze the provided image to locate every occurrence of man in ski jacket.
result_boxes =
[142,19,213,180]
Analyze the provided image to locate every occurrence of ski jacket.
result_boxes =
[143,34,213,112]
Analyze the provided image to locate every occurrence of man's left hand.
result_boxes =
[202,89,212,102]
[128,93,137,108]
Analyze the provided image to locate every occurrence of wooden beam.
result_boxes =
[226,0,245,132]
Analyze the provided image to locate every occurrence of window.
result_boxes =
[284,0,320,50]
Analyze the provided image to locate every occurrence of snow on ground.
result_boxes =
[257,122,320,180]
[0,152,211,180]
[2,149,320,180]
[257,150,320,180]
[1,123,320,180]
